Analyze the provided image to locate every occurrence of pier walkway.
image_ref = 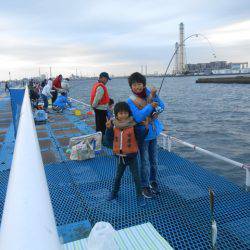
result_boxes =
[0,93,249,249]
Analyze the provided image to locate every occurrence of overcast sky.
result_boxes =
[0,0,250,80]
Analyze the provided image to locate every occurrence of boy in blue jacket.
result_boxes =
[52,91,71,112]
[127,72,165,199]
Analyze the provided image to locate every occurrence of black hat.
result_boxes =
[99,72,111,80]
[114,102,132,117]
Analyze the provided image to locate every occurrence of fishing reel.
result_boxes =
[152,106,164,118]
[155,106,164,114]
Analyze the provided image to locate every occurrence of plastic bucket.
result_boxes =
[74,109,81,116]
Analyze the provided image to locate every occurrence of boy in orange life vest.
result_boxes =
[90,72,111,137]
[104,102,146,206]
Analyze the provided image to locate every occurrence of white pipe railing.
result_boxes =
[0,87,62,250]
[69,97,249,188]
[159,134,249,188]
[68,97,91,108]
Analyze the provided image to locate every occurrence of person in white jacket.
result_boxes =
[41,78,53,111]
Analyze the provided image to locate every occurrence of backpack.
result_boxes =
[34,109,47,124]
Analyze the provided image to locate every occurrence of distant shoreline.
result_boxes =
[196,76,250,84]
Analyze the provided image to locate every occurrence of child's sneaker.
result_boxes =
[149,181,160,194]
[142,187,153,199]
[137,196,146,207]
[107,193,118,201]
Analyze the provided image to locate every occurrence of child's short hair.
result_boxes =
[114,102,132,117]
[109,98,114,106]
[61,91,66,96]
[128,72,146,88]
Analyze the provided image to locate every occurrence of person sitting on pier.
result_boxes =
[52,91,71,113]
[105,102,145,206]
[28,80,39,108]
[127,72,165,199]
[5,82,10,92]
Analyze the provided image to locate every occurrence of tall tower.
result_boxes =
[174,42,179,74]
[179,22,185,74]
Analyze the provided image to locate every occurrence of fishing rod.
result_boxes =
[209,189,217,250]
[158,33,216,96]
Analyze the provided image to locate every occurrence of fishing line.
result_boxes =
[158,33,216,96]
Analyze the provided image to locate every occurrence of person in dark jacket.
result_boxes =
[105,102,145,206]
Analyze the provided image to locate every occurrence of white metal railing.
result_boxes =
[68,97,91,108]
[69,97,249,189]
[159,134,250,188]
[0,87,62,250]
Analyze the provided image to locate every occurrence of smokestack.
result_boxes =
[179,22,185,74]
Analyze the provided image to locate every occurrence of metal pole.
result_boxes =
[246,167,250,189]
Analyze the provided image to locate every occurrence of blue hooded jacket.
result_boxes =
[53,95,71,109]
[127,88,165,141]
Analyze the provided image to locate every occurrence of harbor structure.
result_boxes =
[187,61,250,75]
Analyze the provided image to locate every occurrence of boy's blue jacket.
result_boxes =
[53,95,70,109]
[127,88,165,141]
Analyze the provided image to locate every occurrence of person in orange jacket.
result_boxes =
[104,102,145,206]
[90,72,111,136]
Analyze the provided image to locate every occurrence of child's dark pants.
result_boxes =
[112,156,141,197]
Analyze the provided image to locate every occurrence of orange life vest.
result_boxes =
[113,127,138,155]
[90,82,110,106]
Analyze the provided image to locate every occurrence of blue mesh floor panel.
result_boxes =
[0,146,249,249]
[40,151,250,249]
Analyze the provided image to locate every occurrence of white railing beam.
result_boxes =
[0,87,62,250]
[68,97,91,107]
[166,135,244,169]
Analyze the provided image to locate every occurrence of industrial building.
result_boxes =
[172,22,250,75]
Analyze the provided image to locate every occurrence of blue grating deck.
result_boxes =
[45,150,249,249]
[0,149,249,249]
[0,94,249,249]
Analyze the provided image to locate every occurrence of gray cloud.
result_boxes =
[0,0,250,79]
